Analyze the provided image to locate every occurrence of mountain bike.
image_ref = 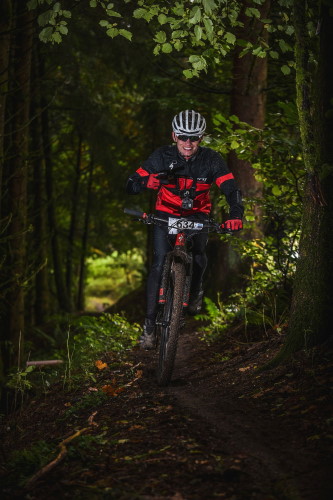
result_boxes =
[124,208,233,386]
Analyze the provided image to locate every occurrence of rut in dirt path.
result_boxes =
[156,329,331,500]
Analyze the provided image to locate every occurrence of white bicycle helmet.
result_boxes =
[172,109,206,136]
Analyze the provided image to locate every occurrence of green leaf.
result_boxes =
[281,65,291,75]
[153,45,161,55]
[272,186,282,196]
[230,140,239,149]
[106,27,119,38]
[107,10,122,18]
[245,7,260,18]
[194,25,203,41]
[53,2,61,13]
[62,10,71,19]
[99,20,109,27]
[158,13,167,25]
[90,0,97,7]
[183,69,194,79]
[52,31,62,44]
[133,8,146,19]
[162,43,172,53]
[119,29,132,41]
[203,17,213,36]
[279,39,292,53]
[58,25,68,35]
[269,50,279,59]
[38,10,54,27]
[189,55,207,71]
[174,40,183,51]
[39,26,53,42]
[203,0,217,15]
[189,5,201,24]
[252,46,266,58]
[154,31,166,43]
[225,32,236,44]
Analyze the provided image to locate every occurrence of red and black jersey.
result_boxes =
[126,145,243,219]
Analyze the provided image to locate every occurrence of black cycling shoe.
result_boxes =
[188,289,204,315]
[139,318,156,350]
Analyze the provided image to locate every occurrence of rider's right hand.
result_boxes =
[146,174,160,190]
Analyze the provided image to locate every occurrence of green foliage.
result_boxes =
[6,365,36,395]
[85,250,144,311]
[60,313,140,381]
[5,440,56,487]
[197,294,237,340]
[62,390,109,417]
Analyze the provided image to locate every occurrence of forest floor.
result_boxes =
[1,319,332,500]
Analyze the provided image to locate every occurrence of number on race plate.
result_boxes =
[168,217,203,234]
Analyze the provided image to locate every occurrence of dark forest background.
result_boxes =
[1,0,333,405]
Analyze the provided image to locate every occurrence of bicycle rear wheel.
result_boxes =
[156,260,186,386]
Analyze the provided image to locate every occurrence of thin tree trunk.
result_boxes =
[41,85,70,312]
[77,157,94,311]
[0,0,12,218]
[229,0,270,232]
[5,2,33,369]
[66,133,82,310]
[207,0,270,300]
[30,44,49,325]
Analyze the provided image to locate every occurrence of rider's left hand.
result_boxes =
[223,219,243,231]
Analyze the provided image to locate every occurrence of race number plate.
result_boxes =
[168,217,203,234]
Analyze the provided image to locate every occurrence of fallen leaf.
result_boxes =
[239,366,251,372]
[101,384,124,396]
[95,360,108,370]
[128,424,145,431]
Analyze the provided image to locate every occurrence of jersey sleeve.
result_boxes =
[125,149,161,195]
[211,152,244,219]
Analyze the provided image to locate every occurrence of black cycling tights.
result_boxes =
[146,223,208,320]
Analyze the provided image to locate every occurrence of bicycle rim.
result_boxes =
[156,260,186,386]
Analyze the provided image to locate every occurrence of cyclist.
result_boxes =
[126,109,244,349]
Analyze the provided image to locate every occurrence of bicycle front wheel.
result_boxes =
[156,260,186,386]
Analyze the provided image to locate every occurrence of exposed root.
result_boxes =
[25,411,98,488]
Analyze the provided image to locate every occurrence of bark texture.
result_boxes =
[282,0,333,355]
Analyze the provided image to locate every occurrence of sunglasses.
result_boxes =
[176,135,201,142]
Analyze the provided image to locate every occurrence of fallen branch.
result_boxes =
[25,411,98,488]
[26,360,64,366]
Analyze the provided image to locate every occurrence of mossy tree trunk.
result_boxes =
[279,0,333,357]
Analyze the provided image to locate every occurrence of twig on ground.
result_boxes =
[25,411,98,488]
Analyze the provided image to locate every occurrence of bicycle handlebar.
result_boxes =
[124,208,236,234]
[123,208,147,218]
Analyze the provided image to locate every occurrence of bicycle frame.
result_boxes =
[124,207,233,385]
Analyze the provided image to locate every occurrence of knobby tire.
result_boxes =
[156,260,186,386]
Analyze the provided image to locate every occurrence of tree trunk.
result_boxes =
[4,2,33,370]
[77,157,94,311]
[30,45,50,325]
[41,89,71,312]
[0,0,12,219]
[229,0,270,228]
[208,0,270,301]
[277,0,333,359]
[66,133,82,310]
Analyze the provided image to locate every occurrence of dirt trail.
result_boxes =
[1,324,332,500]
[161,331,327,500]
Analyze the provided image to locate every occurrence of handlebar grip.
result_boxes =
[124,208,146,218]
